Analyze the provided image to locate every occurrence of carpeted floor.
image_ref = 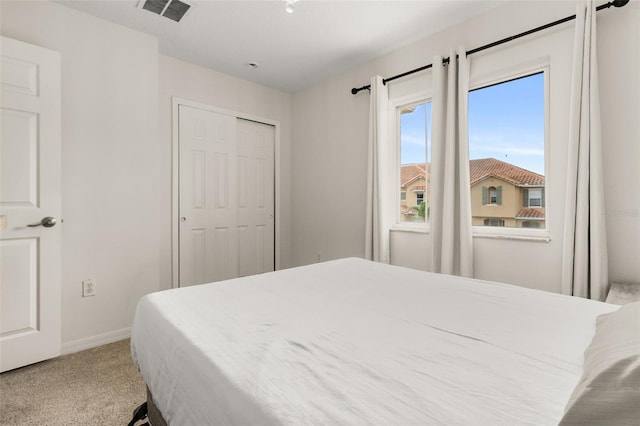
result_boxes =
[0,339,146,425]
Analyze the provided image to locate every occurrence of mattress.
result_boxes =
[131,258,619,425]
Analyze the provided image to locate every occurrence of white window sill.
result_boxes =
[472,227,551,242]
[390,225,430,234]
[390,225,551,242]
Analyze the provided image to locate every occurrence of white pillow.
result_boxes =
[560,301,640,425]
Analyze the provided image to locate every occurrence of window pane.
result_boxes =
[489,187,497,204]
[468,73,545,229]
[528,189,542,207]
[399,101,431,224]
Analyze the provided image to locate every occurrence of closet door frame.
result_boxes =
[171,97,281,288]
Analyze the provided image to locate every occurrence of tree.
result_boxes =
[410,201,426,219]
[417,201,426,219]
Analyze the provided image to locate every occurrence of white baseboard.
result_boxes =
[61,327,131,355]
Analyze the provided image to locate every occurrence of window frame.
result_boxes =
[387,62,550,241]
[484,218,505,227]
[489,187,497,204]
[522,220,542,229]
[390,92,432,232]
[527,188,543,208]
[469,64,550,240]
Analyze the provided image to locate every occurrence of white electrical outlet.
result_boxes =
[316,252,321,262]
[82,279,96,297]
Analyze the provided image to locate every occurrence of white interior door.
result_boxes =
[178,106,275,286]
[0,36,61,372]
[236,118,275,277]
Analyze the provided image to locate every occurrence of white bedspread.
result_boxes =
[131,258,618,425]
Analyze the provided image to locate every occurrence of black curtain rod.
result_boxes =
[350,0,629,95]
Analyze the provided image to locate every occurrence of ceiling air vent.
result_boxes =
[139,0,191,22]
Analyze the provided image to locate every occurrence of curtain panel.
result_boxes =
[364,76,391,263]
[430,48,474,278]
[561,0,608,300]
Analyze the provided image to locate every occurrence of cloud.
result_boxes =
[401,134,427,146]
[472,144,544,156]
[469,130,544,157]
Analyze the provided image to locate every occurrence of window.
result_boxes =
[398,100,432,224]
[527,188,542,207]
[489,187,497,204]
[481,186,502,205]
[469,72,546,230]
[522,220,541,229]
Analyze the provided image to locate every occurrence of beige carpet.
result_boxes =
[0,339,146,425]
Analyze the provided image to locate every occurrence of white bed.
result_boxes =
[130,257,632,425]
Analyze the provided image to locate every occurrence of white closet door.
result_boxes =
[178,106,274,286]
[0,36,61,372]
[236,118,275,277]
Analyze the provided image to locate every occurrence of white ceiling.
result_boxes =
[54,0,507,92]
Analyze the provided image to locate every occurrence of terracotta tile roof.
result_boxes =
[400,163,427,187]
[469,158,544,186]
[401,158,543,188]
[515,208,545,219]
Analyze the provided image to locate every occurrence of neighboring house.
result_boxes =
[469,158,545,228]
[400,163,429,222]
[400,158,545,228]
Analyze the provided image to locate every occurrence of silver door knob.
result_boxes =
[28,216,57,228]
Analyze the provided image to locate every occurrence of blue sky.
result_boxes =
[400,72,545,176]
[400,102,431,165]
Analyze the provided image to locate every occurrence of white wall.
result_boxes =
[157,55,292,291]
[0,0,294,350]
[291,0,640,293]
[291,77,370,265]
[0,1,161,349]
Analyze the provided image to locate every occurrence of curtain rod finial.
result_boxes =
[612,0,629,7]
[351,85,372,95]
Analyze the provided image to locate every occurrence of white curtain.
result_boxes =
[561,0,608,300]
[430,48,474,277]
[364,76,391,263]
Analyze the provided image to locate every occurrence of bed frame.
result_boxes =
[146,387,168,426]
